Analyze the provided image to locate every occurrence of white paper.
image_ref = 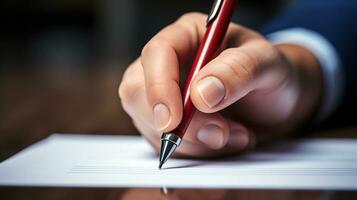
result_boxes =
[0,134,357,190]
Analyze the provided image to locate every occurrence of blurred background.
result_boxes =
[0,0,288,161]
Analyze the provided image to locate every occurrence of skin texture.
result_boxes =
[118,12,322,158]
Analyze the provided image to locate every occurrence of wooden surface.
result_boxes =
[0,66,357,199]
[0,66,137,161]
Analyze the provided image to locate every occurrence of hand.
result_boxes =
[118,12,322,157]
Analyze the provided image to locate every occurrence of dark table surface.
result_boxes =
[1,67,357,199]
[1,187,357,200]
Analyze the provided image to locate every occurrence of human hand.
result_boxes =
[118,13,322,157]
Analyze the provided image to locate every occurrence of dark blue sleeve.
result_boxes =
[262,0,357,128]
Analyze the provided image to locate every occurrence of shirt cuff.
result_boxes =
[266,28,344,122]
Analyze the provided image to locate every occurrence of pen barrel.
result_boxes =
[171,0,236,138]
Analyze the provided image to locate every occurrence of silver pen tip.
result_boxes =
[159,133,181,169]
[158,162,163,170]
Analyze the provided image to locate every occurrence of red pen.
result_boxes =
[159,0,237,169]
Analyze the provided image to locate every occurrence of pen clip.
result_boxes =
[206,0,223,26]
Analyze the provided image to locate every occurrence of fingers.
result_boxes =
[140,12,207,132]
[139,13,252,132]
[119,62,255,158]
[134,110,254,158]
[119,59,157,131]
[190,28,289,113]
[135,110,230,152]
[119,59,254,158]
[120,14,275,158]
[226,119,255,151]
[119,58,255,158]
[179,115,254,157]
[183,111,230,150]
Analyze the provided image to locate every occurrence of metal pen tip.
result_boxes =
[158,162,163,170]
[158,140,176,169]
[159,133,181,169]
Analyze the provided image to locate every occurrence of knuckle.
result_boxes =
[146,82,161,102]
[251,39,279,62]
[118,75,142,103]
[141,39,163,56]
[259,40,278,57]
[220,48,257,82]
[141,38,173,59]
[145,79,176,103]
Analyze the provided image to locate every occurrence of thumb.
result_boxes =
[190,39,289,113]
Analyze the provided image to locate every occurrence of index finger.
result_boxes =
[140,12,207,132]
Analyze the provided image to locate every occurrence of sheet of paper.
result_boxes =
[1,134,357,190]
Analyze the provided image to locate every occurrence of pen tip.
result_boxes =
[159,133,181,170]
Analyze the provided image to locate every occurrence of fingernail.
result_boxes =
[197,124,224,149]
[196,76,225,108]
[153,103,171,131]
[227,129,249,149]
